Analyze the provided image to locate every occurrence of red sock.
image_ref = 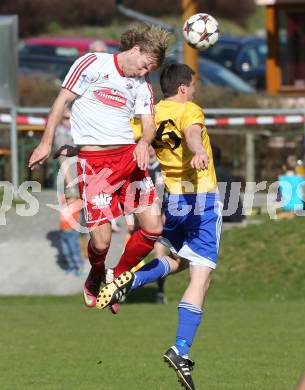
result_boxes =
[115,229,161,277]
[87,240,107,278]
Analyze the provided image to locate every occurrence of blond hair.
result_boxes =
[120,24,169,67]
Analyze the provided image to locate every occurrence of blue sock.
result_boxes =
[131,257,170,291]
[175,301,203,357]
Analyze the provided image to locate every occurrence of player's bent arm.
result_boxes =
[184,124,204,154]
[28,88,77,170]
[134,114,156,170]
[41,88,77,146]
[139,114,156,145]
[184,124,209,170]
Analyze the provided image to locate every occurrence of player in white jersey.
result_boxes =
[61,52,155,146]
[29,24,169,311]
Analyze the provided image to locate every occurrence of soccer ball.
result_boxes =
[183,13,219,51]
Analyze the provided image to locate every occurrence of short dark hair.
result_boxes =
[160,63,195,98]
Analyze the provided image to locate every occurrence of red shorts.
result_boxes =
[77,145,158,227]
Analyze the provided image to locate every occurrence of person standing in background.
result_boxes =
[278,155,305,215]
[54,108,79,197]
[59,193,83,276]
[88,40,108,53]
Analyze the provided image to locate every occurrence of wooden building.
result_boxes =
[256,0,305,94]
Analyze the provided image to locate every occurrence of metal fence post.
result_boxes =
[245,132,255,187]
[10,106,19,194]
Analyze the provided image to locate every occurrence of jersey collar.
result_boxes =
[114,54,125,77]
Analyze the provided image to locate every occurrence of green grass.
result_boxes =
[0,297,304,390]
[1,216,305,389]
[213,215,305,300]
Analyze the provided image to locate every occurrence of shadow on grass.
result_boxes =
[126,286,159,304]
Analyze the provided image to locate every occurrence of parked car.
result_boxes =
[18,37,120,83]
[19,36,120,58]
[198,57,255,93]
[200,36,267,89]
[19,54,74,83]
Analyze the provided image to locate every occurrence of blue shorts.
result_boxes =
[160,193,223,269]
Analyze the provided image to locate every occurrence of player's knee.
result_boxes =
[91,240,110,254]
[176,258,189,272]
[151,216,163,234]
[191,267,213,292]
[164,255,182,273]
[150,223,163,235]
[140,222,163,235]
[139,213,163,235]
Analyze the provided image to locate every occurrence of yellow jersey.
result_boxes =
[130,116,142,142]
[130,100,217,194]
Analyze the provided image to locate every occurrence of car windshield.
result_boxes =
[201,43,239,69]
[199,59,254,93]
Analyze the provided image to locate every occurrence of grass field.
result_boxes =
[1,216,305,389]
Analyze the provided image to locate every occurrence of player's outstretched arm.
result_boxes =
[133,114,156,171]
[28,88,77,171]
[184,124,209,170]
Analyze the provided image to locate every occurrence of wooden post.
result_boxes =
[266,5,281,94]
[181,0,198,78]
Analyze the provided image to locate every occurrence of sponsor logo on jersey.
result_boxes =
[94,88,127,108]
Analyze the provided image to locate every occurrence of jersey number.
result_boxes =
[153,119,181,150]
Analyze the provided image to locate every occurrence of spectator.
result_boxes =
[278,155,305,214]
[88,40,108,53]
[54,109,79,197]
[59,194,83,276]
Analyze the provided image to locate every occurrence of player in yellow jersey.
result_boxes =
[97,63,222,390]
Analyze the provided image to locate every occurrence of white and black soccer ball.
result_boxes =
[183,13,219,51]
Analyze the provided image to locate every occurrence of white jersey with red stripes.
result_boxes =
[62,53,154,145]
